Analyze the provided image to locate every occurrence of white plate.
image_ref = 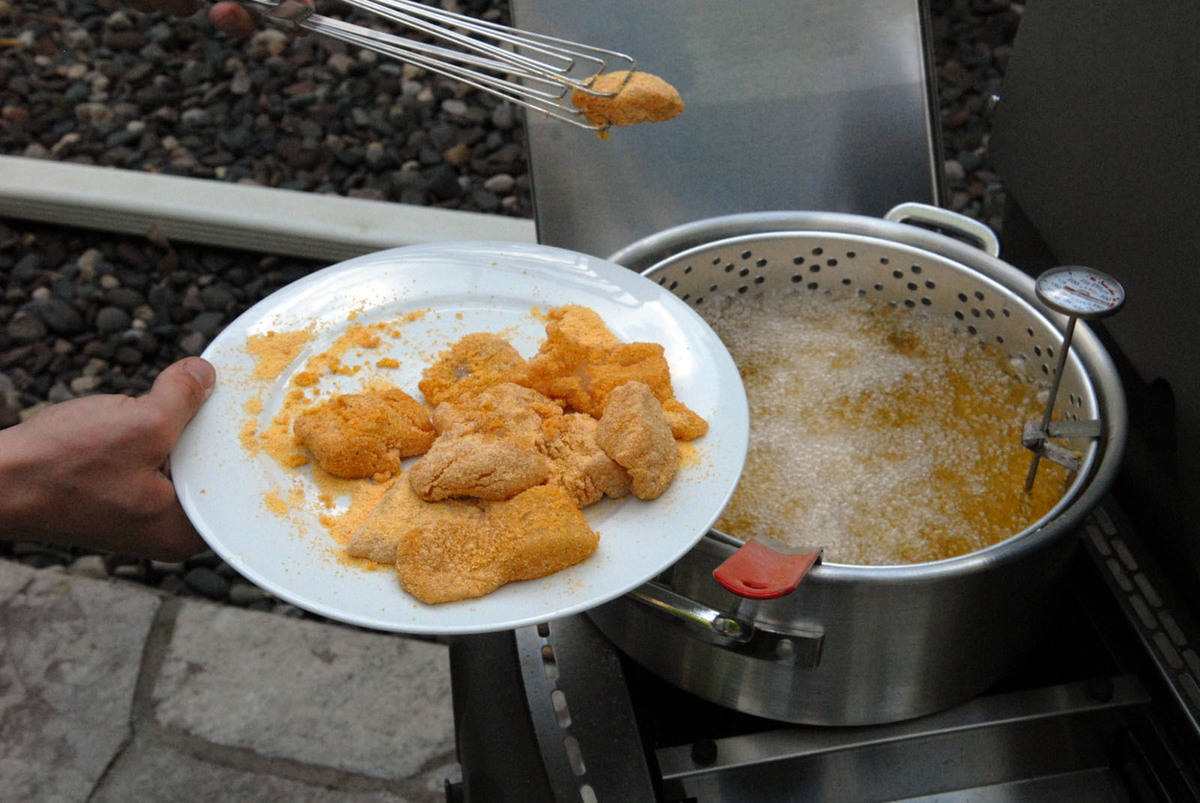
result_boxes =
[171,241,748,635]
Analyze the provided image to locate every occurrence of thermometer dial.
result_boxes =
[1035,266,1125,319]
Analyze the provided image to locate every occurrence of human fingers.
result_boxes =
[141,357,217,446]
[138,360,216,560]
[120,359,215,560]
[209,1,259,38]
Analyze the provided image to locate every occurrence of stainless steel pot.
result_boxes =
[588,204,1128,726]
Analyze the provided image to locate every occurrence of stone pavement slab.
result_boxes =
[0,559,458,802]
[1,560,160,802]
[151,601,455,783]
[91,737,438,803]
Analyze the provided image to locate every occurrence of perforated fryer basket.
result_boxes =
[611,205,1128,556]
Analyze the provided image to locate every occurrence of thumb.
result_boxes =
[144,357,217,440]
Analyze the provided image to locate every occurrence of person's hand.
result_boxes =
[0,357,216,562]
[126,0,314,39]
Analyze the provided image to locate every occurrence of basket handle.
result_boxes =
[884,202,1001,258]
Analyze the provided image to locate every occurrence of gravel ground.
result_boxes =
[0,1,1025,615]
[0,0,532,215]
[930,0,1021,231]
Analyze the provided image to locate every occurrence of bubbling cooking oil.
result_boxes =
[702,290,1071,565]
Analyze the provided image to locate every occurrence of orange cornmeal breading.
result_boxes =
[247,328,313,381]
[418,331,526,406]
[571,71,684,129]
[663,398,710,441]
[408,384,562,502]
[347,474,487,565]
[256,304,708,605]
[292,387,435,480]
[518,305,688,420]
[596,381,679,500]
[486,485,600,583]
[393,485,599,604]
[544,412,632,507]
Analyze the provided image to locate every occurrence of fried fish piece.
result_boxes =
[394,485,599,604]
[409,383,562,501]
[544,412,632,508]
[418,332,527,406]
[571,71,684,129]
[596,381,679,500]
[292,387,435,480]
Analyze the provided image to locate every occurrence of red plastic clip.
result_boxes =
[713,537,822,600]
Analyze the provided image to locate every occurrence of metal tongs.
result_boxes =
[246,0,635,130]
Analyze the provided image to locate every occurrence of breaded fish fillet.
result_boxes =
[394,485,598,604]
[409,383,562,501]
[663,398,710,441]
[571,71,684,128]
[293,387,435,480]
[519,305,677,419]
[487,484,600,582]
[418,331,526,406]
[597,381,679,500]
[544,412,632,508]
[346,473,486,564]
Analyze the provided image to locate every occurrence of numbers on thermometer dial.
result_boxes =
[1035,266,1125,319]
